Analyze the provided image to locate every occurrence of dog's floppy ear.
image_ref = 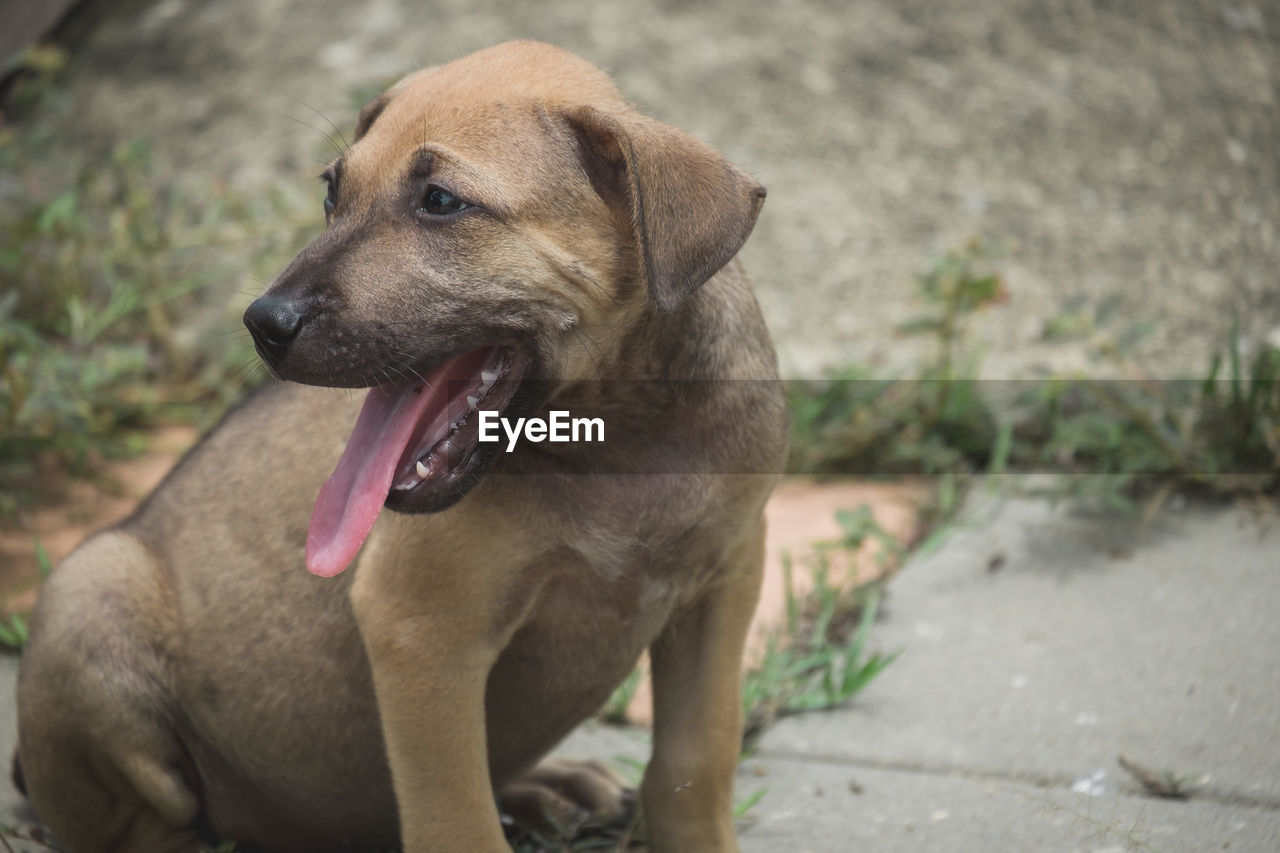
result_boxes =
[353,66,441,142]
[353,91,394,141]
[563,106,766,312]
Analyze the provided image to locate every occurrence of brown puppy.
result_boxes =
[16,41,786,853]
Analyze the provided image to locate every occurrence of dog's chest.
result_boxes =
[485,558,672,754]
[479,474,746,753]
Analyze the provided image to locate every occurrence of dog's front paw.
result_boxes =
[498,758,636,840]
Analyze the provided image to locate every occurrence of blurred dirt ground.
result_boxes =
[3,0,1277,663]
[8,0,1279,379]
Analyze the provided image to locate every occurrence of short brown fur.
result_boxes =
[16,41,786,853]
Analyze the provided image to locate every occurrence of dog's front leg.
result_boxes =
[349,530,512,853]
[642,522,766,853]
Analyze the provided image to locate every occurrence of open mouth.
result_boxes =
[306,344,525,577]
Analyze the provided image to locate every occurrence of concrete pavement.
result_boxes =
[732,488,1280,852]
[563,486,1280,852]
[5,486,1277,851]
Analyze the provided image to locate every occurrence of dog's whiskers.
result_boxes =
[225,357,268,395]
[570,326,605,375]
[388,355,428,385]
[285,95,352,154]
[278,111,347,160]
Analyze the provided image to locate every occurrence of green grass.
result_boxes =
[595,500,905,746]
[788,240,1006,479]
[0,613,29,651]
[741,516,901,741]
[0,122,316,518]
[788,241,1279,513]
[0,539,53,653]
[597,668,644,726]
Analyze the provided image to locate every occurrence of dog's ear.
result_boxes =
[353,91,394,142]
[354,67,442,143]
[563,106,766,312]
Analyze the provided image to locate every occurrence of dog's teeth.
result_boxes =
[466,395,479,409]
[415,459,429,479]
[481,369,498,385]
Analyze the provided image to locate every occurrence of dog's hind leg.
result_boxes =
[497,758,636,839]
[16,531,202,853]
[13,747,201,853]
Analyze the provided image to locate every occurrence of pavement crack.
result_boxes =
[751,749,1280,812]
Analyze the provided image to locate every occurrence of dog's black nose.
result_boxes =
[244,296,306,363]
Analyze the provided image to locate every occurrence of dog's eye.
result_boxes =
[420,186,469,217]
[320,173,338,218]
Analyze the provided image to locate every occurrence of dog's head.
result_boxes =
[243,41,765,576]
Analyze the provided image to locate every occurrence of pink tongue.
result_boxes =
[305,381,447,577]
